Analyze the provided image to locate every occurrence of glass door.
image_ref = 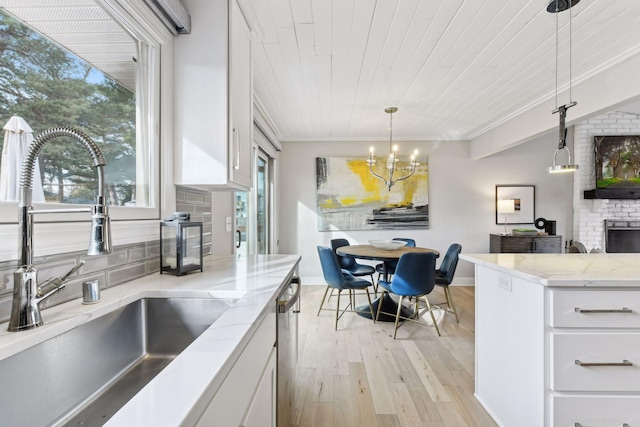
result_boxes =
[256,153,269,254]
[235,148,272,256]
[235,192,248,256]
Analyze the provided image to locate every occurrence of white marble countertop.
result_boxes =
[0,254,301,426]
[460,253,640,287]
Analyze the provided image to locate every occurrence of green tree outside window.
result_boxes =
[0,9,136,206]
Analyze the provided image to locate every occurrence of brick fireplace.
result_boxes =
[573,111,640,252]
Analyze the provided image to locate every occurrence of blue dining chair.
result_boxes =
[376,252,441,338]
[435,243,462,323]
[317,246,375,330]
[330,239,376,283]
[375,238,416,283]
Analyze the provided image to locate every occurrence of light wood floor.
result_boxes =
[294,284,497,427]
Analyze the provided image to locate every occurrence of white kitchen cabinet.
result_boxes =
[174,0,253,191]
[552,395,640,426]
[474,266,545,427]
[195,306,276,427]
[242,348,276,427]
[473,264,640,426]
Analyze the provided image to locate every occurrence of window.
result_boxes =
[0,0,163,220]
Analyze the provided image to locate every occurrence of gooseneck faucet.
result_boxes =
[8,127,112,332]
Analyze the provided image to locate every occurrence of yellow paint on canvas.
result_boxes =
[320,199,337,209]
[340,197,357,206]
[332,157,429,207]
[347,159,381,194]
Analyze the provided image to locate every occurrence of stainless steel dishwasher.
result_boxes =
[277,274,300,427]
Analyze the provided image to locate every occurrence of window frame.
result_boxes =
[0,0,176,261]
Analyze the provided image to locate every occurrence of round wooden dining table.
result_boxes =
[336,244,439,322]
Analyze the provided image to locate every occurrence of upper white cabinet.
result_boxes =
[174,0,253,191]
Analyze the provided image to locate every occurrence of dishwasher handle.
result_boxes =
[278,276,301,313]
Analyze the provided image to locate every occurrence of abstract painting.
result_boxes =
[316,156,429,231]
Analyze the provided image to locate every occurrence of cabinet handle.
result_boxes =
[233,128,240,170]
[575,423,630,427]
[574,307,633,314]
[575,359,633,367]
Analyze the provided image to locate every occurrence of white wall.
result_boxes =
[278,134,574,284]
[210,192,235,255]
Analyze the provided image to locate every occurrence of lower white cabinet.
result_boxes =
[195,307,276,427]
[552,395,640,426]
[474,265,640,426]
[552,332,640,392]
[242,348,276,427]
[475,267,545,427]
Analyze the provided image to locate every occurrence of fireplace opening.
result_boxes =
[605,220,640,253]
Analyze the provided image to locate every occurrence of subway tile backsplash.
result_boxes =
[0,186,213,324]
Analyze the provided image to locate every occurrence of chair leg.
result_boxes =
[444,285,459,323]
[393,295,404,339]
[317,286,330,316]
[365,287,375,323]
[335,290,342,330]
[375,290,386,322]
[423,295,441,337]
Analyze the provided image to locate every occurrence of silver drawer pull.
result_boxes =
[575,359,633,367]
[575,423,630,427]
[574,307,633,314]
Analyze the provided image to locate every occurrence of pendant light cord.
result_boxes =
[554,0,559,109]
[569,0,573,103]
[555,0,575,107]
[389,110,393,152]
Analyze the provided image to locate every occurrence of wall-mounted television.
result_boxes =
[594,135,640,189]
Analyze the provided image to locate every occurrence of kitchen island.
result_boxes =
[461,253,640,427]
[0,254,300,427]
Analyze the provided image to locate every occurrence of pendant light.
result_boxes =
[367,107,418,191]
[547,0,579,174]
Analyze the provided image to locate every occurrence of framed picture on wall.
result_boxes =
[495,185,535,224]
[594,135,640,188]
[315,156,429,231]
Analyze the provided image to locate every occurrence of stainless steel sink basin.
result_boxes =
[0,297,234,427]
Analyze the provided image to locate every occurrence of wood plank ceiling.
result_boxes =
[4,0,640,144]
[238,0,640,142]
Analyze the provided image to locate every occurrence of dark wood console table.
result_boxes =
[490,234,563,254]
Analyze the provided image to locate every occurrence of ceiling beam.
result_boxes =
[469,53,640,159]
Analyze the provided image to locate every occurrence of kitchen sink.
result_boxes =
[0,297,235,427]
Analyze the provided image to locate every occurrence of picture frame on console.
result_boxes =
[495,185,535,224]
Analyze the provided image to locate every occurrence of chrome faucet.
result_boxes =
[8,127,112,332]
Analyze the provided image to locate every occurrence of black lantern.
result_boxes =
[160,212,203,276]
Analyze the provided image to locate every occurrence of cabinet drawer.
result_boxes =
[195,309,276,426]
[552,395,640,427]
[552,333,640,391]
[550,290,640,328]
